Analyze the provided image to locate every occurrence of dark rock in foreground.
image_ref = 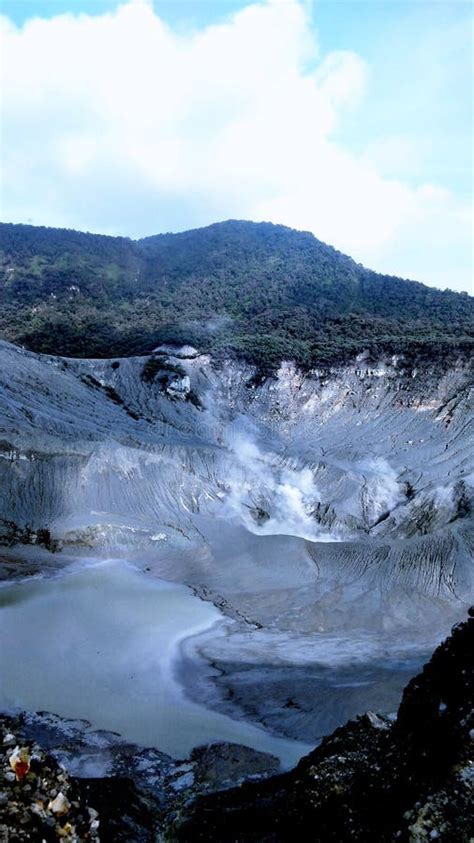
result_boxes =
[1,614,472,841]
[171,611,474,842]
[0,715,280,841]
[0,718,159,841]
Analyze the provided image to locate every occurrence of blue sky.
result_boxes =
[1,0,472,291]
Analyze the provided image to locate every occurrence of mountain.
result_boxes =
[0,220,472,370]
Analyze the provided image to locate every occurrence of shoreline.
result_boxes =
[0,557,310,768]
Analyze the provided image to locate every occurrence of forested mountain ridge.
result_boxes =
[0,220,472,370]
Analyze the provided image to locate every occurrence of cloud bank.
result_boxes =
[0,0,471,290]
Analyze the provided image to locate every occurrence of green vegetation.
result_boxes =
[141,358,186,384]
[0,220,472,372]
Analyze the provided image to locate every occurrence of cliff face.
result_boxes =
[172,610,474,842]
[0,340,472,604]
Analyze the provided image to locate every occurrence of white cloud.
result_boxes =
[0,0,472,291]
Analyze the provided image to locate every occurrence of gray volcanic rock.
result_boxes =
[190,743,279,790]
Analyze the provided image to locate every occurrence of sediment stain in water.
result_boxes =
[0,560,308,766]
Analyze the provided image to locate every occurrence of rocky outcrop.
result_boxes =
[171,611,474,842]
[0,713,281,842]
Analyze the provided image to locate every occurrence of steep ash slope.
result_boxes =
[0,340,472,586]
[0,339,472,744]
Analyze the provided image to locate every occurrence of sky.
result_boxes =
[0,0,472,292]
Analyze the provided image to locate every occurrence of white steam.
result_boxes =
[358,457,405,525]
[217,429,405,540]
[220,430,334,542]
